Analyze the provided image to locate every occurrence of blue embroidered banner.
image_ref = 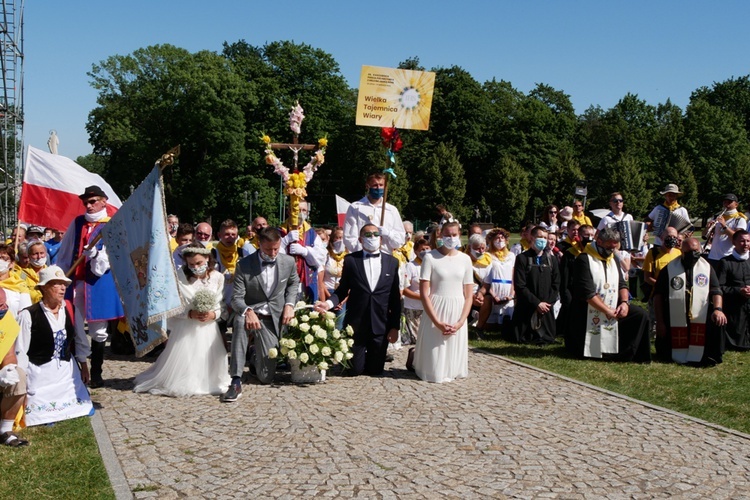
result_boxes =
[101,166,184,357]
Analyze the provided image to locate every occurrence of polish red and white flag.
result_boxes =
[18,146,122,230]
[335,194,351,228]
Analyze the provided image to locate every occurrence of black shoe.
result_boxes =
[221,383,242,403]
[89,377,104,389]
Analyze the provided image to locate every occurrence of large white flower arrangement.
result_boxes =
[270,302,354,372]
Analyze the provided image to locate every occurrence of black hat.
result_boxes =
[723,193,739,202]
[27,225,45,235]
[79,185,108,200]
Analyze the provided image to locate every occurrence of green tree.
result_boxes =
[683,99,750,216]
[484,155,530,229]
[608,154,648,218]
[86,44,254,223]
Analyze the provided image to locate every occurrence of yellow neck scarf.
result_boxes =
[328,249,346,263]
[489,247,511,262]
[521,240,530,251]
[584,242,614,263]
[1,271,30,294]
[215,240,243,274]
[664,200,680,212]
[472,253,493,268]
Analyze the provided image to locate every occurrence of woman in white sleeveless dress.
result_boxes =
[413,222,474,383]
[134,243,230,397]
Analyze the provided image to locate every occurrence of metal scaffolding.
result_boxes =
[0,0,23,235]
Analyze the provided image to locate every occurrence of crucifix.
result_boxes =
[269,137,317,228]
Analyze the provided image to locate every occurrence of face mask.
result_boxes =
[405,232,412,241]
[534,238,547,252]
[189,264,208,276]
[470,248,484,259]
[0,260,10,273]
[259,251,276,263]
[362,236,380,252]
[580,236,592,246]
[169,223,178,233]
[664,236,679,249]
[333,240,345,254]
[299,211,308,222]
[682,250,702,266]
[31,257,47,268]
[493,239,506,250]
[436,238,443,248]
[368,187,384,200]
[597,245,615,259]
[442,236,460,250]
[419,250,428,260]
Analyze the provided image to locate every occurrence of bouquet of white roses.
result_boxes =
[272,301,354,372]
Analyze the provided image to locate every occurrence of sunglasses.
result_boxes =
[83,198,101,206]
[363,231,381,238]
[611,199,624,203]
[549,210,557,214]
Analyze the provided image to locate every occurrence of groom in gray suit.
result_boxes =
[222,227,299,401]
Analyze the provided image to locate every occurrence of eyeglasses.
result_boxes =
[83,198,100,206]
[611,199,624,203]
[549,210,557,214]
[363,232,381,238]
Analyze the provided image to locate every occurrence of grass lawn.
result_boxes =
[471,332,750,435]
[0,416,114,499]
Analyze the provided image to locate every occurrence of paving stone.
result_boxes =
[94,348,750,498]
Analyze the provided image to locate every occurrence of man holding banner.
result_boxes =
[343,172,406,256]
[57,186,124,388]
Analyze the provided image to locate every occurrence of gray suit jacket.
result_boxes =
[231,252,300,335]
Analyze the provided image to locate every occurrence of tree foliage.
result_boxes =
[84,41,750,232]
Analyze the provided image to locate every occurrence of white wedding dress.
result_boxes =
[134,269,230,396]
[413,250,473,383]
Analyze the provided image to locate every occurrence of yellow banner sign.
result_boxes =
[356,65,436,130]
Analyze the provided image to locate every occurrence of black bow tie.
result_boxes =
[262,260,276,266]
[364,253,380,259]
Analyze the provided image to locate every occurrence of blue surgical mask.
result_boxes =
[534,238,547,252]
[0,308,7,320]
[368,187,384,200]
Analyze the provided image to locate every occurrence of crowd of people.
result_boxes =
[3,175,750,447]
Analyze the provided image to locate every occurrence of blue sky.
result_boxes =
[23,1,750,161]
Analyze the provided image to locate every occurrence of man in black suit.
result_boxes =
[315,223,401,376]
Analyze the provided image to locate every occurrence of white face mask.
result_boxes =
[0,260,10,273]
[31,257,47,268]
[419,250,428,260]
[299,211,308,222]
[259,251,276,263]
[333,240,345,254]
[189,264,208,276]
[493,239,506,250]
[470,248,484,259]
[362,236,380,253]
[441,236,460,250]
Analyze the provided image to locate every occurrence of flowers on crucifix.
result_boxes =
[260,102,328,227]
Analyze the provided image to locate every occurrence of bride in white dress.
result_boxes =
[134,243,230,396]
[413,222,474,383]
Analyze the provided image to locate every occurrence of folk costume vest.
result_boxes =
[667,258,711,364]
[26,302,76,366]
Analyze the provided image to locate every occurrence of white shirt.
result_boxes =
[403,260,422,310]
[597,212,634,231]
[708,213,748,260]
[648,205,690,246]
[344,196,406,255]
[253,254,278,316]
[363,251,382,291]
